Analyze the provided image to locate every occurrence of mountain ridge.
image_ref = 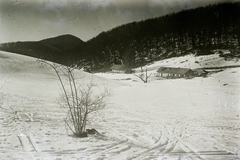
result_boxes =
[0,34,86,65]
[39,34,85,51]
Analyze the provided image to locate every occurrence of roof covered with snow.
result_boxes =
[110,64,127,70]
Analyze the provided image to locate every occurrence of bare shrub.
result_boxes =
[135,67,152,83]
[38,60,110,138]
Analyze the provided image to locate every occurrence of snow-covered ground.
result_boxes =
[96,52,240,82]
[135,53,240,72]
[0,51,240,160]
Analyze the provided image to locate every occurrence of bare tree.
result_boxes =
[38,60,110,138]
[135,67,152,83]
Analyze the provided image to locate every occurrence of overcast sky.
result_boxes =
[0,0,239,43]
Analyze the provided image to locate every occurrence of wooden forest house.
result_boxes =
[110,64,134,73]
[193,69,208,77]
[157,67,194,78]
[110,64,127,73]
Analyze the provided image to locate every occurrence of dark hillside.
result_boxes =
[39,34,85,51]
[0,35,86,66]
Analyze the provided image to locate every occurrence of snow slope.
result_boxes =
[138,53,240,72]
[96,53,240,82]
[0,51,240,160]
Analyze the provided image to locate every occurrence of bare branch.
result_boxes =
[135,67,152,83]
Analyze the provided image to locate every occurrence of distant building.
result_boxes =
[157,67,194,78]
[192,69,208,77]
[110,64,134,73]
[110,64,127,73]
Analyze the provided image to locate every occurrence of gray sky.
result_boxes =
[0,0,239,43]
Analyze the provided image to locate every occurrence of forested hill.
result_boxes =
[86,2,240,71]
[0,2,240,71]
[0,35,86,66]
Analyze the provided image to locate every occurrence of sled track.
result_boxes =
[130,125,183,160]
[128,114,206,160]
[82,139,129,160]
[17,132,44,160]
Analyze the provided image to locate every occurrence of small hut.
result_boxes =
[110,64,127,73]
[193,69,208,77]
[110,64,134,73]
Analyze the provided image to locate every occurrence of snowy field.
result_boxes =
[0,51,240,160]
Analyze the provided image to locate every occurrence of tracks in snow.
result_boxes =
[83,120,187,160]
[129,125,184,160]
[17,132,44,160]
[82,140,130,160]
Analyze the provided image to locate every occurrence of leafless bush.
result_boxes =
[135,67,152,83]
[38,60,110,137]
